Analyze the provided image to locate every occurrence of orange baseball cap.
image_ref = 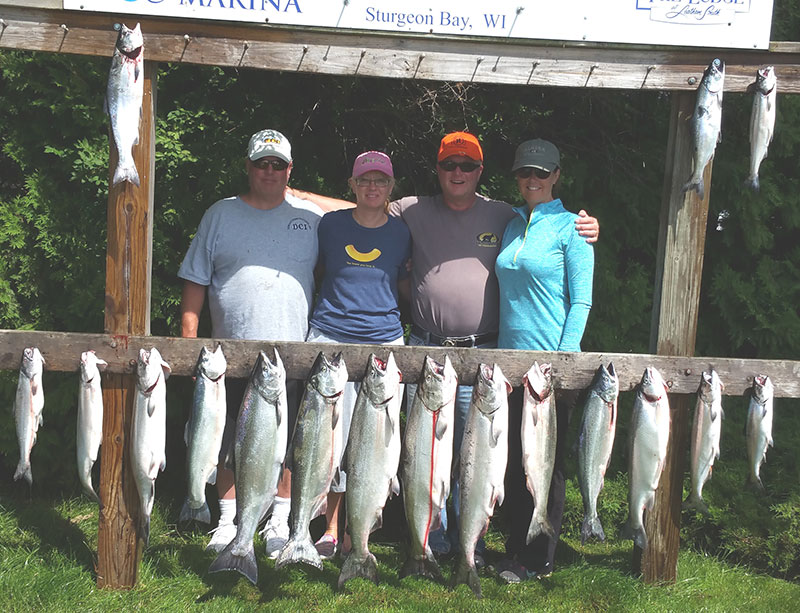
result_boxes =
[437,131,483,162]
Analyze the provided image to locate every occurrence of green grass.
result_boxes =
[1,496,798,612]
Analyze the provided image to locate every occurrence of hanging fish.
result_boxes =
[77,351,107,503]
[744,66,777,192]
[13,347,46,485]
[105,23,144,186]
[682,58,725,200]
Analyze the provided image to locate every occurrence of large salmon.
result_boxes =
[338,353,403,589]
[399,355,457,581]
[13,347,45,485]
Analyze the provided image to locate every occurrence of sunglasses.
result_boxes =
[438,160,482,173]
[515,167,554,180]
[251,158,289,171]
[354,177,391,187]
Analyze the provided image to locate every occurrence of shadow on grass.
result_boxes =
[3,494,97,576]
[558,539,636,575]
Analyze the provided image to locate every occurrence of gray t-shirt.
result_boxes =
[178,195,322,341]
[389,193,516,338]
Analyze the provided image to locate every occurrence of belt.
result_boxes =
[410,324,497,348]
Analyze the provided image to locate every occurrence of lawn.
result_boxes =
[1,495,798,612]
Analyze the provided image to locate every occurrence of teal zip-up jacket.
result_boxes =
[495,199,594,351]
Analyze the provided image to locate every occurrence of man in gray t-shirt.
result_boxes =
[179,129,324,556]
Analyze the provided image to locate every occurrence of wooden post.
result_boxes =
[97,62,157,589]
[633,91,713,583]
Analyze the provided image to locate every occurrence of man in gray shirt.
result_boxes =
[179,129,329,555]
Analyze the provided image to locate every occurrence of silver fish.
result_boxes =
[13,347,45,485]
[521,361,557,544]
[209,350,287,585]
[275,352,348,570]
[77,351,107,503]
[399,355,457,581]
[180,345,227,524]
[452,364,510,598]
[577,362,619,544]
[746,374,774,491]
[683,369,724,514]
[105,23,144,186]
[338,353,403,589]
[130,347,170,547]
[745,66,777,191]
[683,58,725,199]
[621,366,670,551]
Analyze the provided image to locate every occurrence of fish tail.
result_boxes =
[747,474,765,493]
[208,539,258,585]
[681,493,710,515]
[14,460,32,485]
[744,175,760,192]
[525,513,555,545]
[399,555,443,581]
[274,533,322,570]
[338,551,379,589]
[580,514,606,545]
[179,499,211,524]
[450,557,482,598]
[112,161,141,187]
[620,519,648,550]
[681,177,705,200]
[139,513,151,548]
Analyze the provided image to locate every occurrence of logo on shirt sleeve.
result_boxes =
[345,244,381,263]
[476,232,499,247]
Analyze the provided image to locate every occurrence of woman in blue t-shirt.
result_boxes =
[306,151,411,559]
[494,139,594,583]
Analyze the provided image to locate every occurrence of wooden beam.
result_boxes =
[1,6,800,92]
[634,91,712,584]
[1,329,799,397]
[96,61,156,590]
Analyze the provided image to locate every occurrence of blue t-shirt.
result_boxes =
[310,210,411,343]
[495,199,594,352]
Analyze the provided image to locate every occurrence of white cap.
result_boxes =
[247,129,292,163]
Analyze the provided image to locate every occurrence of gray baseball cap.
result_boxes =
[247,129,292,164]
[511,139,560,172]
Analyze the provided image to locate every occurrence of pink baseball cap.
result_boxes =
[352,151,394,178]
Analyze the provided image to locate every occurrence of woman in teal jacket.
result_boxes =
[494,138,594,582]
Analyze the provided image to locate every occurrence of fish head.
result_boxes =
[755,66,776,94]
[698,369,722,403]
[702,58,725,88]
[594,362,619,403]
[639,366,667,402]
[418,355,457,413]
[116,23,144,60]
[362,352,401,407]
[136,347,170,393]
[80,350,107,384]
[251,349,285,401]
[523,361,553,402]
[196,344,227,382]
[752,374,774,404]
[21,347,45,379]
[473,363,510,415]
[309,351,347,400]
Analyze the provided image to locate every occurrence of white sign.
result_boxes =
[62,0,774,50]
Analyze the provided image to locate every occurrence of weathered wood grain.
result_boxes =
[1,328,798,397]
[96,62,156,590]
[635,91,711,584]
[0,6,799,92]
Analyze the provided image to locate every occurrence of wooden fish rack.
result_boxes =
[1,0,800,591]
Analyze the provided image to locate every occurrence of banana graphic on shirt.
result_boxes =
[345,244,381,263]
